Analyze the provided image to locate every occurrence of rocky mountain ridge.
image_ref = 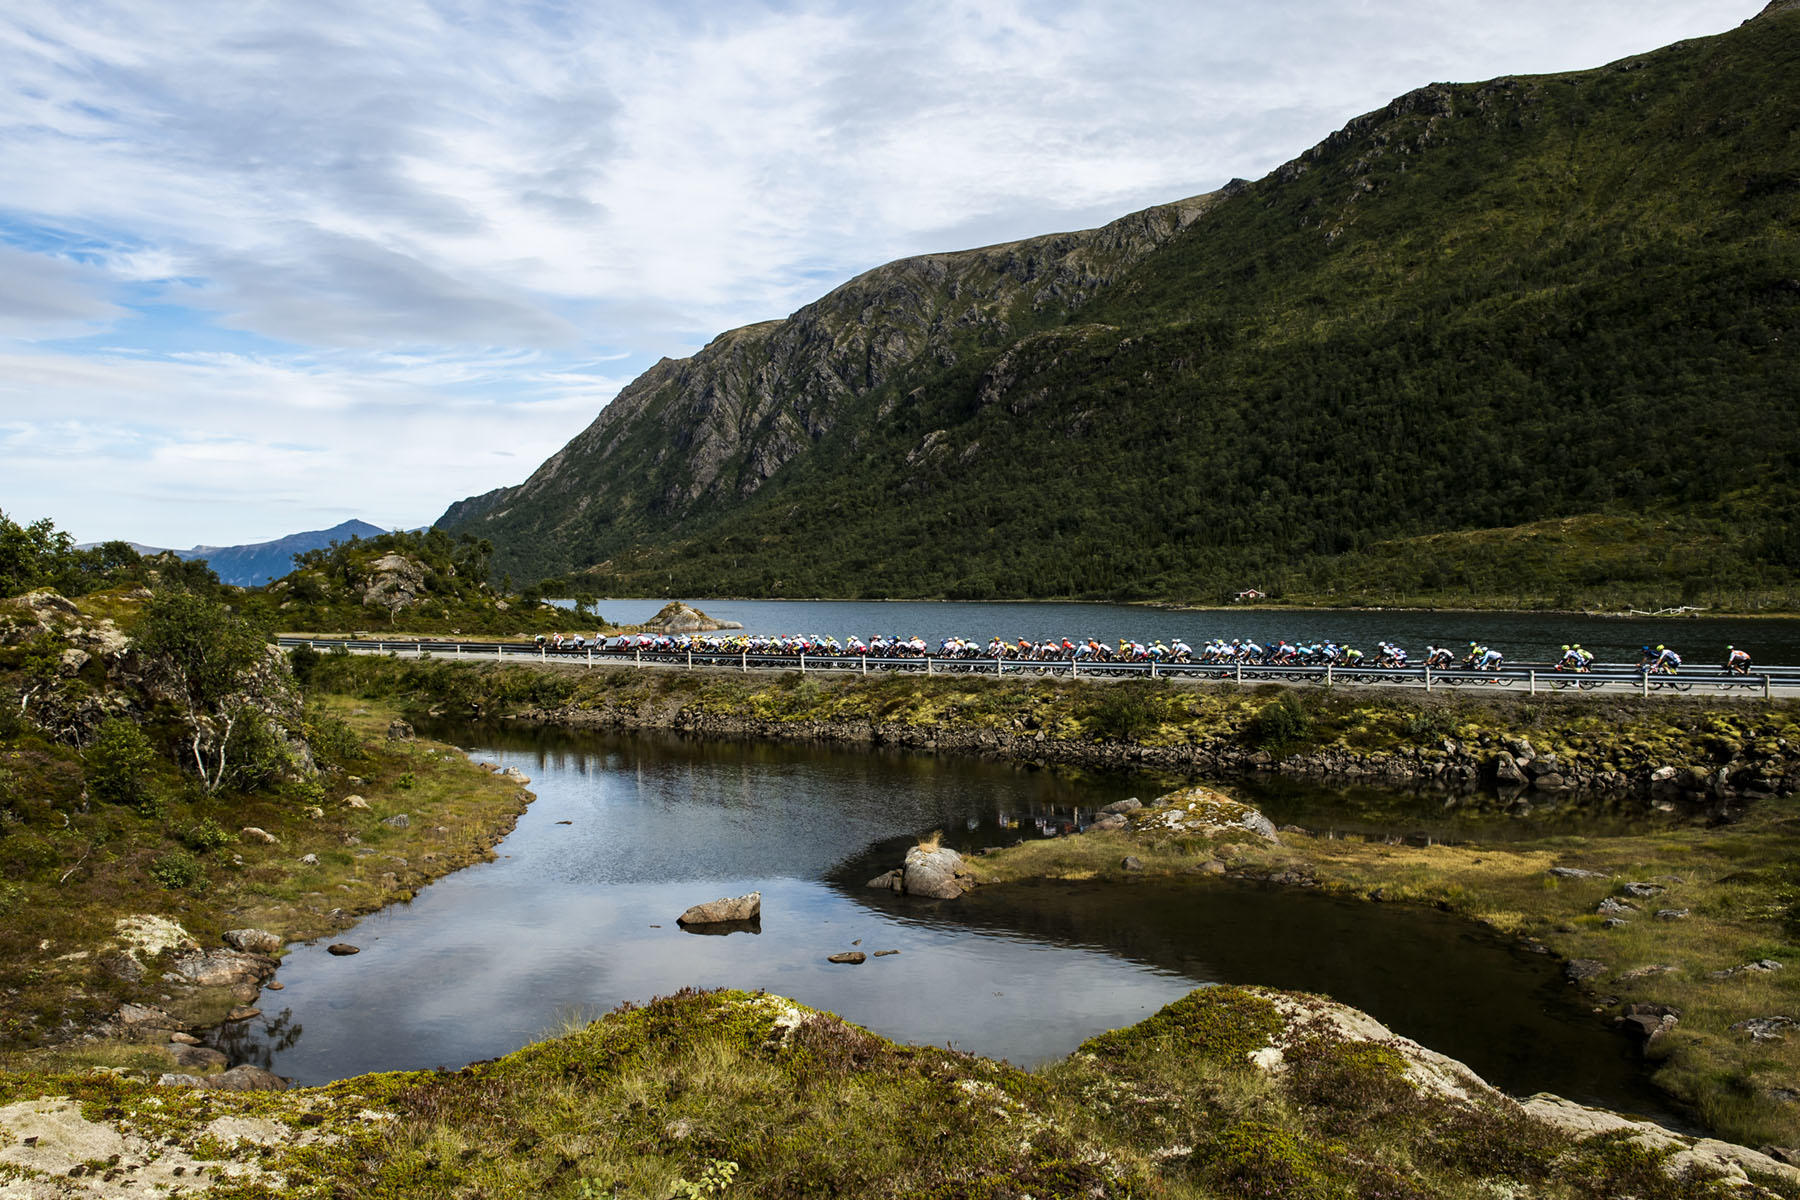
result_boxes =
[442,5,1800,605]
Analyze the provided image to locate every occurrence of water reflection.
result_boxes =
[215,725,1680,1125]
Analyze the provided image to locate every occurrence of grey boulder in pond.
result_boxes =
[677,891,763,926]
[902,846,971,900]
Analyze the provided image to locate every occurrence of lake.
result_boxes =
[215,725,1680,1125]
[553,597,1800,666]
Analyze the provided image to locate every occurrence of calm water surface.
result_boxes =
[555,597,1800,665]
[221,726,1678,1124]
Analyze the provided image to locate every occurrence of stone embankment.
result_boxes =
[512,703,1800,809]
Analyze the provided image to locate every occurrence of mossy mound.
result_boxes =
[4,986,1794,1198]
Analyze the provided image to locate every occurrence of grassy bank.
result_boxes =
[2,984,1792,1199]
[972,788,1800,1149]
[0,698,531,1073]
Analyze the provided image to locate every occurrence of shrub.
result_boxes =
[181,817,232,853]
[85,719,159,813]
[288,644,322,686]
[148,850,207,891]
[1248,691,1312,749]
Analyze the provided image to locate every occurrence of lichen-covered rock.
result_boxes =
[221,928,283,954]
[641,601,743,633]
[1132,786,1280,843]
[677,891,763,925]
[167,949,275,989]
[901,846,970,899]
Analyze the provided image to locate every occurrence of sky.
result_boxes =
[0,0,1752,549]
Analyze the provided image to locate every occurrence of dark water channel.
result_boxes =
[217,725,1679,1123]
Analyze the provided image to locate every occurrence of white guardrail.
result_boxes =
[275,637,1799,698]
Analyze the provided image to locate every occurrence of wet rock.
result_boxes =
[1617,1003,1681,1044]
[1732,1016,1798,1042]
[866,869,903,892]
[1099,797,1142,815]
[387,719,414,741]
[1121,856,1144,871]
[901,846,971,900]
[873,949,900,957]
[677,891,763,925]
[326,944,360,956]
[225,1007,261,1022]
[209,1065,288,1092]
[1493,752,1526,786]
[1548,867,1609,880]
[221,928,282,954]
[1530,773,1568,792]
[1565,959,1607,982]
[827,952,867,965]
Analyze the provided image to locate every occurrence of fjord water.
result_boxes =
[561,597,1800,665]
[224,726,1674,1122]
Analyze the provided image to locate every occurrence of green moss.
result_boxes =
[1080,986,1283,1070]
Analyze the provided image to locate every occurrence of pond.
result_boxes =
[215,725,1681,1126]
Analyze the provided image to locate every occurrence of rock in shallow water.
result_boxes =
[827,952,866,965]
[677,891,762,925]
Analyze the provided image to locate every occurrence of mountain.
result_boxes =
[78,520,392,587]
[440,5,1800,609]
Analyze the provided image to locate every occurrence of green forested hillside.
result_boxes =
[448,7,1800,609]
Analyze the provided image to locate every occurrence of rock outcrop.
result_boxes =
[641,601,743,633]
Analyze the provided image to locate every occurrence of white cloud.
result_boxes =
[0,0,1751,547]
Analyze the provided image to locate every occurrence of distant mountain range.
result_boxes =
[82,519,389,587]
[438,3,1800,609]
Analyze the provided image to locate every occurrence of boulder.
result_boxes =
[1565,959,1607,983]
[1548,867,1609,880]
[1088,813,1128,832]
[221,928,282,954]
[1622,881,1667,898]
[173,1045,228,1071]
[383,813,411,829]
[1099,798,1143,815]
[387,719,415,741]
[1596,898,1636,916]
[167,950,273,989]
[865,869,903,892]
[1121,856,1144,871]
[1654,909,1691,921]
[901,847,970,900]
[209,1065,288,1091]
[677,892,763,926]
[240,827,278,844]
[827,952,867,965]
[1617,1004,1681,1045]
[326,943,361,956]
[1493,752,1526,786]
[1140,786,1279,842]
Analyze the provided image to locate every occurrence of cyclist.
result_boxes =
[1726,645,1752,675]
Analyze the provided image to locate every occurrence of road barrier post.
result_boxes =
[1641,671,1649,698]
[1529,670,1537,695]
[687,649,693,670]
[926,656,933,675]
[741,651,747,673]
[1150,661,1158,679]
[1072,660,1080,678]
[861,655,867,675]
[456,644,461,660]
[800,652,807,673]
[539,645,545,662]
[1235,662,1243,684]
[1424,665,1432,692]
[1765,674,1773,700]
[1326,663,1333,688]
[587,647,593,667]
